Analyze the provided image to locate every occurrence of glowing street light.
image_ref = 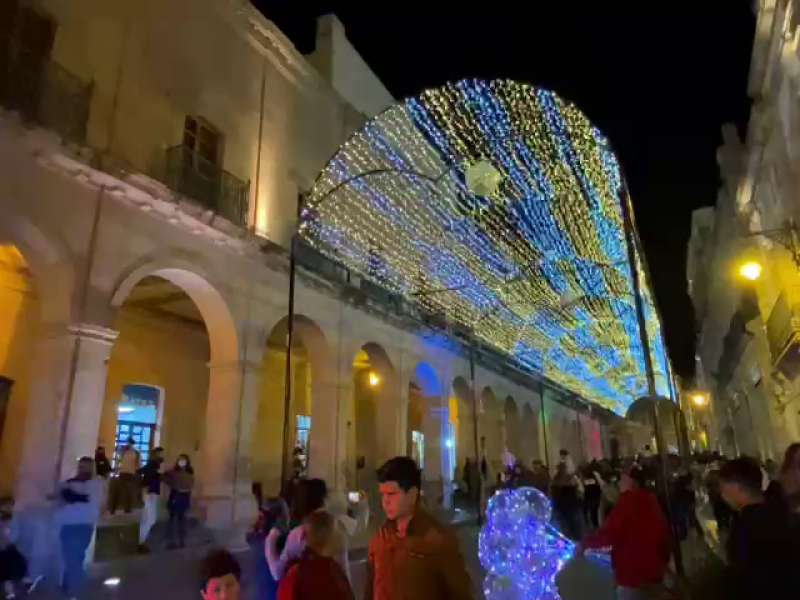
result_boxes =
[368,372,381,387]
[739,260,762,281]
[692,392,709,407]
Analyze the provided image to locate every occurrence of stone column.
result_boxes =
[308,376,347,499]
[198,360,245,533]
[17,323,118,505]
[422,406,446,507]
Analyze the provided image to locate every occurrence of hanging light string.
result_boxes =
[303,79,671,414]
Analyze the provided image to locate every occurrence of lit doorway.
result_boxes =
[114,383,162,467]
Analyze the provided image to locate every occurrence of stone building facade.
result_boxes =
[0,0,642,538]
[691,0,800,459]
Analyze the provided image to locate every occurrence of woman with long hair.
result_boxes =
[164,453,194,549]
[247,497,289,600]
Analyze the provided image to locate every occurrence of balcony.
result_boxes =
[766,287,800,380]
[0,37,92,144]
[164,145,250,228]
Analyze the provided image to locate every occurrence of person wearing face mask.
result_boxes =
[165,454,195,549]
[136,446,164,554]
[56,457,104,600]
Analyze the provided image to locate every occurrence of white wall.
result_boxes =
[309,14,395,119]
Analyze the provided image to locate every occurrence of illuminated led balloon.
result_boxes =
[479,487,576,600]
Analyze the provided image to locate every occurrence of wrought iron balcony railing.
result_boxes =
[0,36,92,144]
[766,287,800,379]
[164,144,250,228]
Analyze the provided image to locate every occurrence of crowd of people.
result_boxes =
[5,436,800,600]
[209,455,473,600]
[0,439,196,599]
[470,441,800,599]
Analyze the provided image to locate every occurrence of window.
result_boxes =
[183,116,222,170]
[294,415,311,474]
[113,421,153,468]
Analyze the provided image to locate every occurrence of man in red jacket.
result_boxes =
[578,464,669,600]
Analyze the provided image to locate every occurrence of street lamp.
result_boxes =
[692,392,709,407]
[738,261,763,281]
[368,372,381,387]
[737,219,800,282]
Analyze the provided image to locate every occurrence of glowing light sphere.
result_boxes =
[466,160,503,197]
[479,487,576,600]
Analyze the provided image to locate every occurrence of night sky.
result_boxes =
[258,2,756,379]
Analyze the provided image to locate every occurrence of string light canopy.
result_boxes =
[302,79,674,415]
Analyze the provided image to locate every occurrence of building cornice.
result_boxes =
[209,0,329,95]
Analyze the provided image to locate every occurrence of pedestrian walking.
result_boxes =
[136,446,164,553]
[200,548,242,600]
[559,449,576,475]
[56,456,104,600]
[0,496,41,599]
[718,457,800,599]
[578,464,670,600]
[109,439,140,514]
[164,453,194,549]
[364,456,473,600]
[551,462,582,540]
[277,510,354,600]
[247,497,289,600]
[582,463,602,530]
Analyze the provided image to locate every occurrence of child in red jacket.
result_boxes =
[578,464,670,597]
[277,510,354,600]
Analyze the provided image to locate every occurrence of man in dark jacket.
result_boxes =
[579,464,669,598]
[718,457,800,600]
[136,446,164,553]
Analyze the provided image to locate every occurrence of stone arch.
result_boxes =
[479,386,503,476]
[521,402,539,464]
[0,217,77,499]
[350,342,398,499]
[504,396,522,459]
[111,260,238,365]
[408,362,444,495]
[108,258,240,502]
[0,214,73,324]
[254,314,334,493]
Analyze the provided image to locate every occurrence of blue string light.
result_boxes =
[479,487,577,600]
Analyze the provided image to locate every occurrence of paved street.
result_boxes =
[29,524,617,600]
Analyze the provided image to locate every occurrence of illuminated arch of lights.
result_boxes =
[302,79,674,414]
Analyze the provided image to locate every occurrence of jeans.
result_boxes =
[168,508,187,546]
[60,524,94,597]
